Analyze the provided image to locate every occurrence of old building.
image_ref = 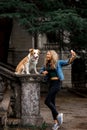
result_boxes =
[1,19,86,90]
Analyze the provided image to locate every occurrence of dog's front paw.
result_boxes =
[26,72,30,74]
[15,72,20,74]
[35,72,40,74]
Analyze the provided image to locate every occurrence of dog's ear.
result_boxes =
[38,49,40,54]
[29,48,34,53]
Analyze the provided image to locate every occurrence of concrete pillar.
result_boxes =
[17,74,44,126]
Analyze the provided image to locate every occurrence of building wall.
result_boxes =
[8,20,47,66]
[8,20,32,66]
[7,20,72,89]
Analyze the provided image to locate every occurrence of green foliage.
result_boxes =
[0,0,87,49]
[70,19,87,49]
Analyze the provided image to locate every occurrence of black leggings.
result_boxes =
[45,80,61,120]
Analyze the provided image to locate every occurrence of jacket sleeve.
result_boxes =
[39,66,49,82]
[39,66,46,74]
[58,59,69,66]
[56,60,69,81]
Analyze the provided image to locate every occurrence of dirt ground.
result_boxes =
[40,89,87,130]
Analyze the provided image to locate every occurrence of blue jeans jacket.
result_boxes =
[40,59,69,81]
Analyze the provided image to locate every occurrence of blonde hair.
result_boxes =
[44,50,59,69]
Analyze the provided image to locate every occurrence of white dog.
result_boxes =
[15,48,40,74]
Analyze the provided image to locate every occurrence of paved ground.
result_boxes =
[1,89,87,130]
[40,89,87,130]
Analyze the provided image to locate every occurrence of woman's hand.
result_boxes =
[42,71,48,76]
[69,50,77,64]
[71,50,76,57]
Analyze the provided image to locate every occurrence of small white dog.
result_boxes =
[15,48,40,74]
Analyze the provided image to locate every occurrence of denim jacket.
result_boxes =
[40,59,69,81]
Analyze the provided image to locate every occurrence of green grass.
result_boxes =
[3,122,48,130]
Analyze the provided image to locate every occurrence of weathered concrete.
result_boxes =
[17,74,44,126]
[0,63,44,127]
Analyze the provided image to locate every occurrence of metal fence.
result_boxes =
[42,44,87,89]
[71,51,87,88]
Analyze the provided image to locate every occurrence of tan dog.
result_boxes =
[15,49,40,74]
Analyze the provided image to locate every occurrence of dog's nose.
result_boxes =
[35,56,38,59]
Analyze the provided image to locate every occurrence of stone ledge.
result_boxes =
[16,74,44,82]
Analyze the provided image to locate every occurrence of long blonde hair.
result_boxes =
[44,50,59,69]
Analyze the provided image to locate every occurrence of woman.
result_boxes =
[40,50,76,130]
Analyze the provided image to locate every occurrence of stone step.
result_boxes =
[7,118,20,125]
[0,89,11,126]
[0,89,11,111]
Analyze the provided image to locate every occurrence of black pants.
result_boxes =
[45,80,61,120]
